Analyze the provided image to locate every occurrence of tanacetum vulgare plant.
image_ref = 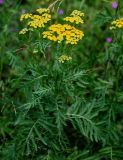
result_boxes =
[19,7,84,63]
[1,1,123,160]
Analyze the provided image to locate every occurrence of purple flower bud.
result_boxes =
[111,2,118,9]
[106,37,113,43]
[0,0,4,4]
[58,9,64,15]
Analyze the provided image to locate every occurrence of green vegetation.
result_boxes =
[0,0,123,159]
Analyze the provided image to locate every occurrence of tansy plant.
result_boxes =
[109,5,123,41]
[2,1,123,159]
[19,8,84,63]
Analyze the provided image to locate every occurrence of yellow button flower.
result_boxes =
[36,8,50,14]
[110,18,123,29]
[20,13,32,21]
[64,10,84,25]
[58,55,72,63]
[19,28,28,34]
[71,10,84,17]
[64,16,84,24]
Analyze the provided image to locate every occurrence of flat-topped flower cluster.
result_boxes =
[58,55,72,63]
[110,18,123,29]
[20,8,51,30]
[42,24,84,44]
[64,10,84,24]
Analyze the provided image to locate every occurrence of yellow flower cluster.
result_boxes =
[27,13,51,28]
[71,10,84,17]
[64,10,84,24]
[110,18,123,29]
[36,8,50,14]
[19,28,28,34]
[42,24,84,44]
[58,55,72,63]
[20,8,51,29]
[20,13,32,21]
[64,16,84,24]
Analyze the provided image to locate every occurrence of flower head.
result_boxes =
[64,10,84,25]
[20,13,33,21]
[71,10,84,17]
[111,2,118,9]
[0,0,4,4]
[36,8,50,14]
[27,13,51,28]
[64,16,84,24]
[58,9,64,15]
[106,37,112,43]
[19,8,51,31]
[110,18,123,29]
[58,55,72,63]
[19,28,28,34]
